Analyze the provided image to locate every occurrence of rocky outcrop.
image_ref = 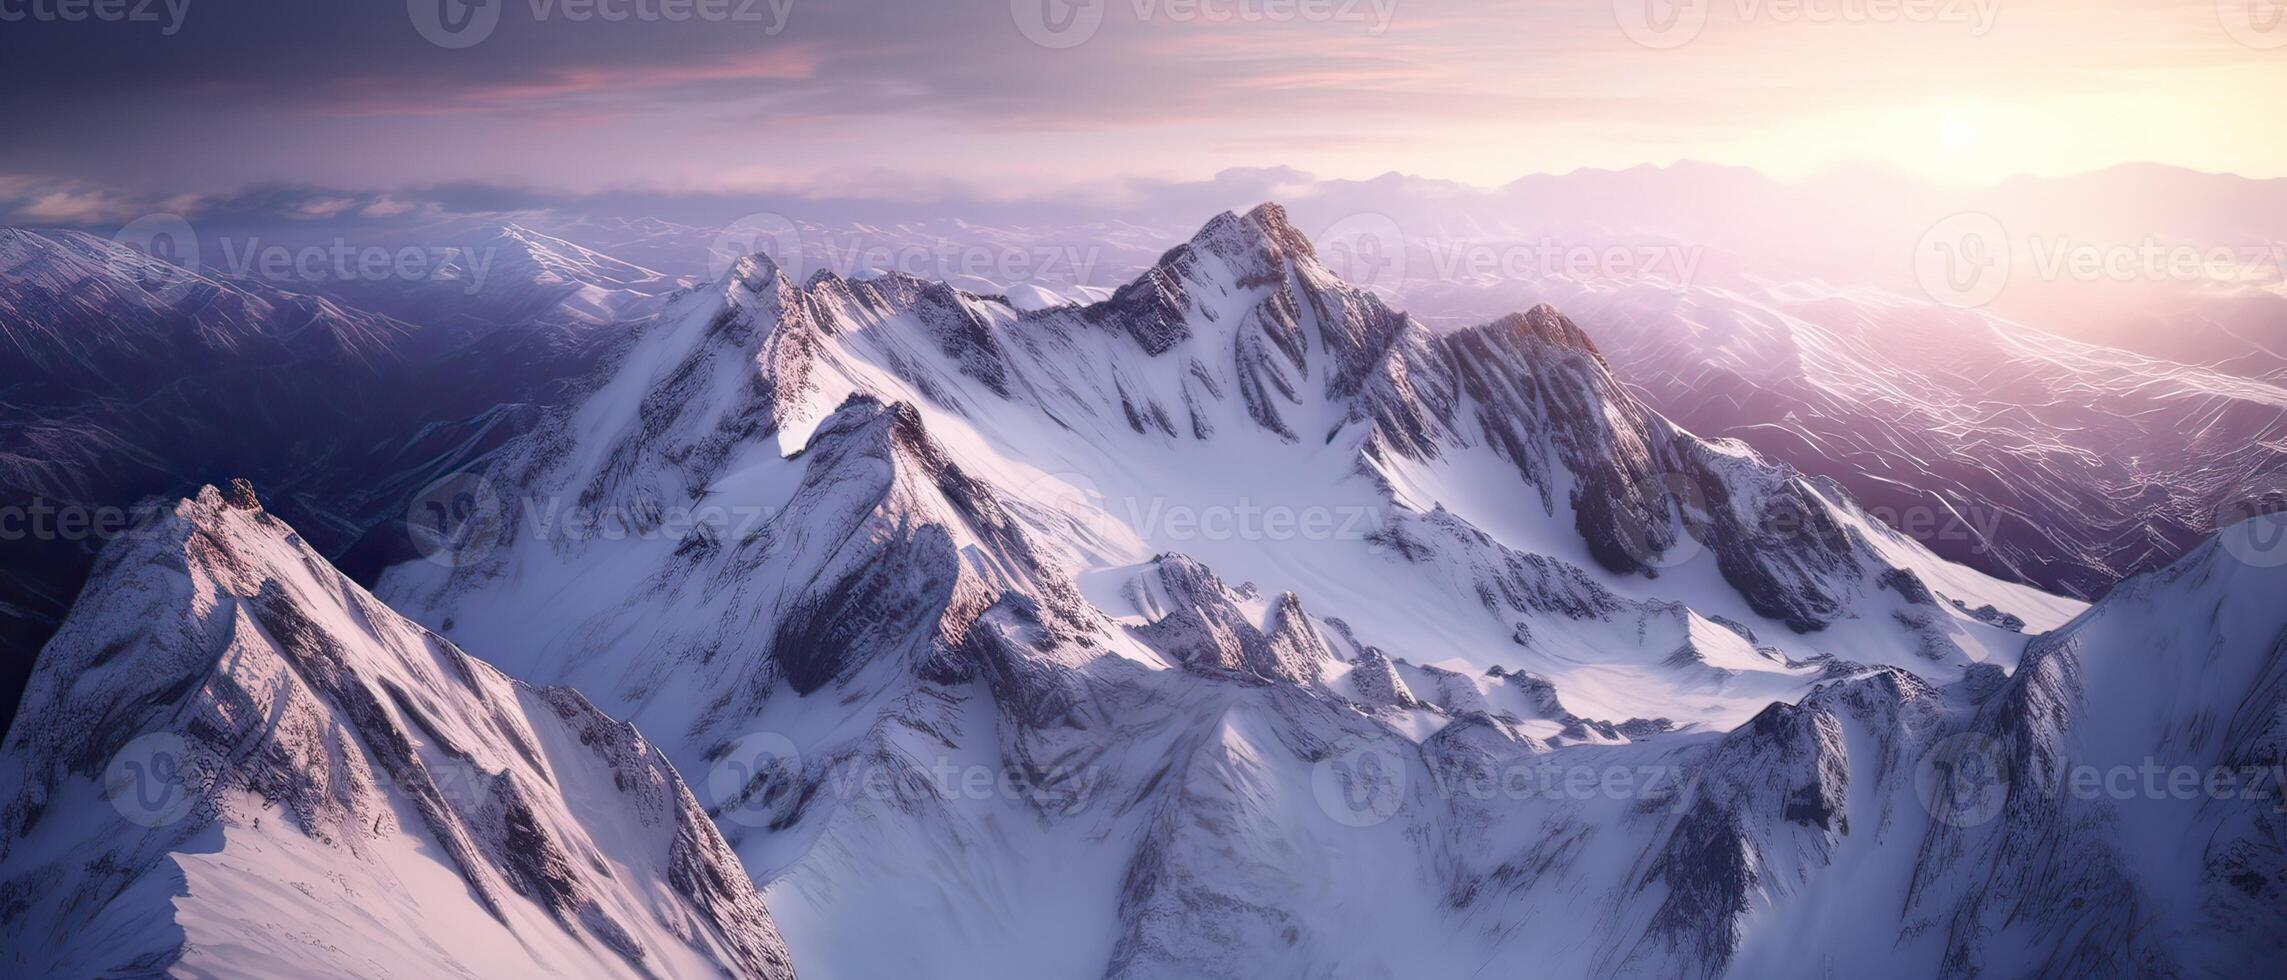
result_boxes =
[1129,555,1333,685]
[1347,648,1419,710]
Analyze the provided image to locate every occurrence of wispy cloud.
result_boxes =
[325,48,822,116]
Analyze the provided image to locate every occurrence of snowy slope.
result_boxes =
[0,486,794,978]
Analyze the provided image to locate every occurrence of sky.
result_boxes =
[0,0,2281,222]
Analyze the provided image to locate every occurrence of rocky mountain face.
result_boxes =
[3,204,2280,977]
[0,486,794,977]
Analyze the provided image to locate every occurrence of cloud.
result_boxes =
[360,198,420,218]
[289,197,361,219]
[18,190,134,223]
[322,47,822,117]
[0,176,144,225]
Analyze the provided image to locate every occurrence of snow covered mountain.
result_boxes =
[358,204,2287,975]
[310,222,687,342]
[0,227,409,405]
[5,203,2280,977]
[0,485,794,977]
[1400,273,2287,599]
[384,202,2073,735]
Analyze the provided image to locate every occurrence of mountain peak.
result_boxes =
[1085,203,1324,356]
[1179,202,1316,266]
[1240,201,1314,257]
[1473,304,1606,362]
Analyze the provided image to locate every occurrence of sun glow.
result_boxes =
[1938,109,1979,160]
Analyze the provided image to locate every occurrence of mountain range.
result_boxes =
[3,203,2278,975]
[211,161,2285,601]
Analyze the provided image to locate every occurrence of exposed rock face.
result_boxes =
[1958,600,2027,632]
[1363,301,1871,633]
[223,477,261,511]
[1128,554,1332,685]
[1347,648,1419,710]
[1622,692,1858,975]
[750,396,991,695]
[1878,567,1936,605]
[0,487,794,978]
